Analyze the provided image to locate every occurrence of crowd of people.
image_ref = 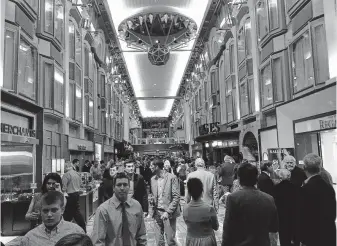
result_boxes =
[10,152,336,246]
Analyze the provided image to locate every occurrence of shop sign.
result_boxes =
[78,145,86,151]
[267,148,295,170]
[295,114,336,133]
[199,122,220,135]
[1,123,36,138]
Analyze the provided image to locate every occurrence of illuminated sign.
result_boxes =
[1,123,36,138]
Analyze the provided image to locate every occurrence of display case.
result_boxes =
[1,142,36,236]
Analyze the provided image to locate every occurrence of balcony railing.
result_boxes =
[136,138,186,145]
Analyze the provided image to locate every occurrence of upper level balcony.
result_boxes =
[136,138,186,145]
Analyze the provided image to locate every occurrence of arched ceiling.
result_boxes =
[105,0,212,118]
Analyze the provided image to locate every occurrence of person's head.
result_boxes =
[124,161,135,174]
[55,233,93,246]
[93,160,99,168]
[283,155,296,171]
[149,161,155,173]
[72,159,79,166]
[115,161,124,173]
[152,159,164,176]
[110,166,117,176]
[237,163,258,187]
[277,169,291,181]
[195,158,205,168]
[303,153,322,176]
[65,161,74,172]
[42,173,63,193]
[84,160,90,166]
[41,191,65,228]
[100,160,104,165]
[224,155,235,163]
[113,172,130,202]
[260,161,273,173]
[164,160,171,172]
[187,178,203,200]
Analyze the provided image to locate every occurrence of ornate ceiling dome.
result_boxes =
[118,12,198,66]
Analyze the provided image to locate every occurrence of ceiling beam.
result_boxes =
[134,96,182,100]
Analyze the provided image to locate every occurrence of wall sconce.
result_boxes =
[212,141,217,147]
[205,143,209,148]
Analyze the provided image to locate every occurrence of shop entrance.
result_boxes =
[242,132,259,162]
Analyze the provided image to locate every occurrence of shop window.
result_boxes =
[101,111,106,134]
[69,19,82,122]
[40,0,64,47]
[260,55,284,108]
[237,26,245,65]
[204,81,208,102]
[17,38,36,100]
[291,31,314,93]
[3,27,17,91]
[291,20,329,94]
[256,0,282,42]
[3,29,38,101]
[42,59,64,113]
[1,144,34,197]
[100,74,106,97]
[240,82,249,116]
[84,43,95,128]
[224,39,237,123]
[75,86,82,122]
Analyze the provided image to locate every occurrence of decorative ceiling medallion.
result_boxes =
[118,12,197,66]
[148,43,170,66]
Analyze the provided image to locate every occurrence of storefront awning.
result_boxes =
[195,131,240,143]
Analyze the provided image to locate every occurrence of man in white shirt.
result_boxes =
[185,158,219,211]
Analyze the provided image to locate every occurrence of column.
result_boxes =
[123,104,130,142]
[0,0,6,87]
[183,100,191,144]
[323,0,337,79]
[248,0,261,112]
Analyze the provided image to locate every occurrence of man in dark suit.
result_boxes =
[257,161,275,197]
[298,153,336,246]
[222,163,279,246]
[124,160,149,216]
[284,155,307,188]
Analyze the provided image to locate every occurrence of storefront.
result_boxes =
[94,134,104,162]
[1,96,43,236]
[195,122,240,165]
[103,143,114,163]
[68,137,94,171]
[294,112,336,184]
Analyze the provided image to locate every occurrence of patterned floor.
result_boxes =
[86,197,226,246]
[3,198,226,246]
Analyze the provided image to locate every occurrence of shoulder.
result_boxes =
[62,221,85,233]
[130,198,143,213]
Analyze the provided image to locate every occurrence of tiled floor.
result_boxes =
[3,198,226,246]
[87,197,226,246]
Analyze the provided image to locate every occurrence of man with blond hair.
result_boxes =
[185,158,219,211]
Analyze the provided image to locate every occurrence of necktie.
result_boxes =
[121,202,131,246]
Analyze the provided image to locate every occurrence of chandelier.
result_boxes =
[118,12,198,66]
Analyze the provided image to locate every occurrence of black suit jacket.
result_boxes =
[222,188,279,246]
[132,173,149,213]
[290,166,307,187]
[257,172,275,197]
[298,175,336,246]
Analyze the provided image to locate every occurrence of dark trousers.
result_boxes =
[63,192,86,232]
